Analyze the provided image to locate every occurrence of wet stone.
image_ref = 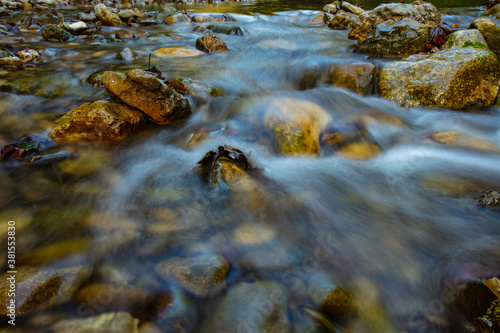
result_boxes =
[118,9,138,20]
[196,33,228,53]
[153,46,204,57]
[469,18,500,56]
[115,28,134,39]
[478,190,500,208]
[155,253,230,297]
[51,312,139,333]
[163,13,190,24]
[0,56,22,67]
[68,21,87,33]
[201,281,290,333]
[116,47,138,61]
[77,12,97,21]
[95,4,123,27]
[154,288,197,333]
[41,24,74,42]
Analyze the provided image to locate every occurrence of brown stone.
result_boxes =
[196,33,228,53]
[49,100,144,143]
[102,69,191,125]
[115,28,134,39]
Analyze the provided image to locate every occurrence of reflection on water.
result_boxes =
[1,1,500,332]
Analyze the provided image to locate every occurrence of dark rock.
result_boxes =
[49,100,145,143]
[196,33,228,53]
[115,28,134,39]
[41,24,74,42]
[478,190,500,207]
[201,281,290,333]
[155,254,230,297]
[102,69,191,125]
[207,24,243,36]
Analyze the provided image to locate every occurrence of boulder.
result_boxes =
[102,69,191,125]
[349,2,440,44]
[378,47,500,109]
[0,266,91,316]
[52,312,139,333]
[445,29,489,49]
[324,10,360,30]
[163,13,190,24]
[49,100,144,143]
[41,24,74,42]
[196,33,228,53]
[469,19,500,57]
[354,18,429,57]
[94,4,123,27]
[155,253,230,297]
[201,281,290,333]
[263,97,332,155]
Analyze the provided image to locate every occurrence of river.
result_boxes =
[0,0,499,332]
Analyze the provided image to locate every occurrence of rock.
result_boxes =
[166,77,214,97]
[51,312,139,333]
[445,29,489,49]
[41,24,74,42]
[263,97,331,155]
[469,19,500,56]
[17,48,40,62]
[378,48,500,109]
[191,13,233,23]
[0,266,91,316]
[77,12,97,21]
[324,10,360,30]
[116,47,138,61]
[337,142,381,159]
[155,254,230,297]
[207,24,243,36]
[323,3,338,14]
[309,277,356,319]
[118,9,138,20]
[26,150,70,166]
[428,131,500,153]
[354,18,429,57]
[0,7,12,17]
[73,284,154,315]
[233,222,276,246]
[49,100,144,143]
[290,58,376,95]
[201,281,290,333]
[0,56,22,67]
[154,288,197,333]
[341,1,364,15]
[196,146,254,188]
[163,13,190,24]
[349,2,440,44]
[102,69,191,125]
[196,33,228,53]
[68,21,87,33]
[480,3,500,18]
[309,13,325,23]
[94,4,123,27]
[153,46,204,57]
[115,28,134,39]
[478,190,500,207]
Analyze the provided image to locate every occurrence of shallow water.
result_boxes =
[1,0,500,332]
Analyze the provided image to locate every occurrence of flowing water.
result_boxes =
[1,0,499,332]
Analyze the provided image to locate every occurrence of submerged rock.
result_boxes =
[196,145,254,188]
[349,2,440,44]
[77,12,97,21]
[308,274,357,320]
[154,288,197,333]
[52,312,139,333]
[116,47,138,61]
[207,24,243,35]
[94,4,123,27]
[378,47,500,109]
[153,46,204,57]
[49,100,144,143]
[102,69,191,125]
[41,24,74,42]
[0,266,91,316]
[263,97,331,156]
[163,13,190,24]
[354,18,429,56]
[196,33,228,53]
[115,28,134,39]
[155,254,230,297]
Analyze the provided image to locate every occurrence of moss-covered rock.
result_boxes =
[0,266,91,316]
[469,18,500,57]
[349,2,440,44]
[49,100,144,143]
[41,24,74,42]
[378,48,500,109]
[263,97,331,156]
[102,69,191,125]
[445,29,489,49]
[155,254,230,297]
[480,3,500,18]
[354,18,429,57]
[201,281,290,333]
[324,10,360,30]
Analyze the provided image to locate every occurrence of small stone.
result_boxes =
[0,56,22,67]
[52,312,139,333]
[195,33,228,53]
[95,4,123,27]
[118,9,138,20]
[341,1,364,15]
[115,28,134,39]
[478,190,500,207]
[163,13,190,24]
[323,3,338,14]
[155,253,230,297]
[116,47,137,61]
[41,24,74,42]
[49,100,144,143]
[68,21,88,33]
[77,12,97,21]
[337,142,381,160]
